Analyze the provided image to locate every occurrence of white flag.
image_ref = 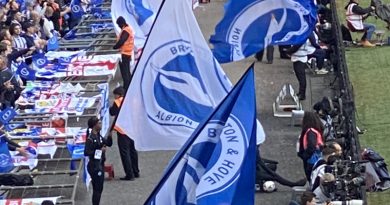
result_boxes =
[116,0,232,151]
[111,0,162,50]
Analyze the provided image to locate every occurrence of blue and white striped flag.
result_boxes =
[210,0,317,63]
[145,66,257,205]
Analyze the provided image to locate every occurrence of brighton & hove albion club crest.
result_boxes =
[141,40,224,129]
[71,4,81,14]
[227,0,311,61]
[153,115,248,204]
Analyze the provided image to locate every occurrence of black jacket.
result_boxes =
[84,132,112,171]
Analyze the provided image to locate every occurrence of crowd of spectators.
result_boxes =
[0,0,88,109]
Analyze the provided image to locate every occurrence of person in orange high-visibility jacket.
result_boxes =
[109,86,139,180]
[113,16,135,90]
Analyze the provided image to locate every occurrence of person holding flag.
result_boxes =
[0,56,22,109]
[84,117,113,205]
[109,86,139,181]
[113,16,134,90]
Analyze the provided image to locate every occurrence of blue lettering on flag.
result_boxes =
[210,0,317,63]
[145,66,257,205]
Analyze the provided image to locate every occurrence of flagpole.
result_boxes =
[106,0,167,136]
[143,63,255,204]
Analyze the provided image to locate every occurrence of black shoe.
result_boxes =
[293,178,307,187]
[134,173,140,178]
[120,177,135,181]
[266,61,273,64]
[298,94,306,101]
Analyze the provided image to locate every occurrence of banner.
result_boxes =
[0,197,59,205]
[210,0,317,63]
[116,0,232,151]
[145,66,257,205]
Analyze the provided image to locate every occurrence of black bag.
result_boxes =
[0,174,34,186]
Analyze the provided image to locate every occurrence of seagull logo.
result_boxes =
[227,0,312,61]
[141,40,221,129]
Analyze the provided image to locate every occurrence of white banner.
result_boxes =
[0,197,59,205]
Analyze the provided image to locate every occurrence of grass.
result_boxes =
[335,1,390,204]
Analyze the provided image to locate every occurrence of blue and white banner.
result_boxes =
[210,0,317,63]
[111,0,162,50]
[145,66,257,205]
[116,0,234,151]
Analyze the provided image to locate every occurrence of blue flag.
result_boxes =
[4,123,24,132]
[32,53,49,68]
[71,0,85,18]
[0,135,14,173]
[64,29,77,40]
[16,62,36,80]
[0,107,17,125]
[210,0,317,63]
[67,144,85,170]
[47,35,59,51]
[145,66,257,204]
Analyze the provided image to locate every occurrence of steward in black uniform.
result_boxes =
[84,117,112,205]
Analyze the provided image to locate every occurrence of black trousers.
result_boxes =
[308,49,326,69]
[293,61,307,97]
[303,161,314,181]
[87,163,105,205]
[118,133,139,178]
[120,54,132,90]
[255,46,274,62]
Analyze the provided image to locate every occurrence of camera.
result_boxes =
[328,160,366,201]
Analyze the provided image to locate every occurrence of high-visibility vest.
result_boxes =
[117,26,134,56]
[302,128,323,150]
[113,97,125,135]
[346,3,364,30]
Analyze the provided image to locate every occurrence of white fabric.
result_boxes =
[111,0,161,50]
[116,0,236,150]
[0,197,59,205]
[306,32,318,55]
[291,40,309,63]
[42,17,54,38]
[346,3,364,30]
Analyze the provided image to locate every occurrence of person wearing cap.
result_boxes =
[84,117,112,205]
[109,86,139,181]
[113,16,134,90]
